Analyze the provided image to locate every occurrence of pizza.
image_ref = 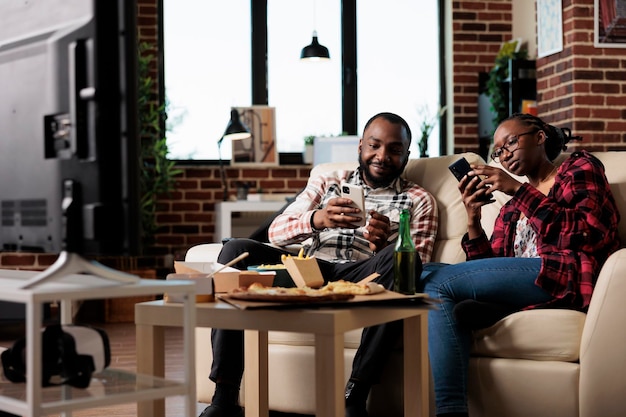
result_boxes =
[237,283,323,296]
[229,282,353,302]
[227,280,385,303]
[320,280,385,295]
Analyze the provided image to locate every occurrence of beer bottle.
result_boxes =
[393,209,416,294]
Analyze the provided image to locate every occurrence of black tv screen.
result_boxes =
[0,0,140,256]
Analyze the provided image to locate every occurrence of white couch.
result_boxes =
[188,151,626,417]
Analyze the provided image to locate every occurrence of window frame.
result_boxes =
[158,0,448,160]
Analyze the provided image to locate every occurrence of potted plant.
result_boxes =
[138,42,182,249]
[485,39,528,130]
[303,135,315,164]
[416,105,447,158]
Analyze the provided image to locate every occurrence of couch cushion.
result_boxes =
[591,152,626,243]
[471,309,586,362]
[402,152,485,264]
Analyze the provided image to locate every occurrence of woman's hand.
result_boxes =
[363,211,391,252]
[459,175,486,227]
[470,165,523,196]
[458,164,523,239]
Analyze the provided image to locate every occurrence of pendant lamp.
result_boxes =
[301,30,330,60]
[300,0,330,61]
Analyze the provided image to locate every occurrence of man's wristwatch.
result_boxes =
[310,210,321,231]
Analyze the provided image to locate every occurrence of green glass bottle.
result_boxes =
[394,209,416,294]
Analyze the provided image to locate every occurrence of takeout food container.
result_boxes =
[247,265,294,288]
[174,261,274,293]
[164,273,214,303]
[282,256,324,288]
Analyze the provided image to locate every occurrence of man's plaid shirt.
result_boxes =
[269,168,438,263]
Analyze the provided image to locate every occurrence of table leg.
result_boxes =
[403,313,429,417]
[136,323,166,417]
[244,330,269,417]
[315,333,344,417]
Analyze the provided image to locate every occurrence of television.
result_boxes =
[0,0,140,312]
[0,0,140,256]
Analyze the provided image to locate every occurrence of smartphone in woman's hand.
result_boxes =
[448,158,492,201]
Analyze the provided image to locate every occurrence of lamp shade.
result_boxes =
[300,31,330,60]
[223,109,251,141]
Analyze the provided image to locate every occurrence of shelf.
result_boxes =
[0,270,196,417]
[215,200,287,241]
[0,369,187,415]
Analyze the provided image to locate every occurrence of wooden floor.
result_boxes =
[0,321,311,417]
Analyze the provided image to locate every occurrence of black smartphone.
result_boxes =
[448,157,492,201]
[448,157,473,182]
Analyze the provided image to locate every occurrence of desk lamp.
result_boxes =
[218,109,251,201]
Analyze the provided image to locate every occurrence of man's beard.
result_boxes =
[358,153,405,188]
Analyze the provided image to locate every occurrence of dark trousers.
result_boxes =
[210,239,423,387]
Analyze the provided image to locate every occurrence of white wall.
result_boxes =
[513,0,538,59]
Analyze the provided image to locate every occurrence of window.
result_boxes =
[163,0,251,160]
[164,0,441,160]
[267,0,342,152]
[357,0,442,157]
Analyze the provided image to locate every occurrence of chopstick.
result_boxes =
[357,272,380,284]
[208,251,249,278]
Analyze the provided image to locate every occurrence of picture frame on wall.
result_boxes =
[231,105,278,166]
[537,0,563,57]
[595,0,626,47]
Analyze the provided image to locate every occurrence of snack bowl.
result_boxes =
[247,264,294,288]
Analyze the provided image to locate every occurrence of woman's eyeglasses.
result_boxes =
[491,130,537,162]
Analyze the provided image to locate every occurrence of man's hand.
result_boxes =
[311,197,365,230]
[364,211,391,252]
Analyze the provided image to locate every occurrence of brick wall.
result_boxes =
[450,0,514,153]
[538,0,626,149]
[154,165,311,252]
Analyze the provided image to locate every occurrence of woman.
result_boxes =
[423,113,621,417]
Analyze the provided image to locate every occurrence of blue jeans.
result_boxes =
[421,258,553,415]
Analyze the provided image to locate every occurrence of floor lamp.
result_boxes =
[218,109,251,201]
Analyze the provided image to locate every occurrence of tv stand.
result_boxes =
[19,251,140,289]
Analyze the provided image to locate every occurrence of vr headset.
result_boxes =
[1,324,110,388]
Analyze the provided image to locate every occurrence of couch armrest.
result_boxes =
[185,243,223,262]
[579,248,626,417]
[184,242,303,263]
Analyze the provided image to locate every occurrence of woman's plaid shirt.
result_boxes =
[463,151,621,309]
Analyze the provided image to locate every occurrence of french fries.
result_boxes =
[256,264,286,269]
[281,247,310,263]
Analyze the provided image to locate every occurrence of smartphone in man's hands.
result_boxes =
[448,157,492,201]
[340,184,366,226]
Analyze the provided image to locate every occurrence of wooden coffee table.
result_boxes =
[135,299,430,417]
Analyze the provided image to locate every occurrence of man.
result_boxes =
[200,112,438,417]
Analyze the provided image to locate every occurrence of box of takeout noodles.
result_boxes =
[281,252,325,288]
[173,261,275,294]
